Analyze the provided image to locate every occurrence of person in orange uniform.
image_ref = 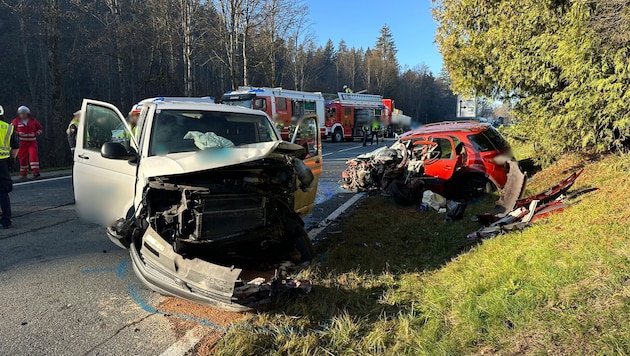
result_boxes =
[11,106,43,179]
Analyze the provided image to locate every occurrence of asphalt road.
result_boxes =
[0,138,389,355]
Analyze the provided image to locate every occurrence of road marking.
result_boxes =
[322,153,333,157]
[14,175,71,186]
[337,146,364,153]
[160,325,208,356]
[307,193,364,239]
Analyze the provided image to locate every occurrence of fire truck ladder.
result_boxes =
[336,92,384,108]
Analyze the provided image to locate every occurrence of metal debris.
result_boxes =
[468,168,596,239]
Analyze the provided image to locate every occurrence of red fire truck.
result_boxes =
[221,87,326,139]
[324,92,391,142]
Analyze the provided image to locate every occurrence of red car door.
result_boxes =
[423,136,458,180]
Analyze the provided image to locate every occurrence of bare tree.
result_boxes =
[258,0,307,86]
[286,6,313,90]
[180,0,200,96]
[213,0,245,89]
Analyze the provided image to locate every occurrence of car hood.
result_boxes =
[141,141,304,178]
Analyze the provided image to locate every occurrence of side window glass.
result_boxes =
[276,97,287,111]
[451,136,465,155]
[344,107,351,116]
[292,117,318,157]
[254,98,267,111]
[84,104,129,151]
[432,137,454,159]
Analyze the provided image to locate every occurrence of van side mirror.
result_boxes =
[101,141,133,160]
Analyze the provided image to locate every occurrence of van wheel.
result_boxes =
[294,229,315,263]
[332,128,343,143]
[284,214,315,263]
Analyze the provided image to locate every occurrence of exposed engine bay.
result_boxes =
[142,157,314,265]
[341,140,441,204]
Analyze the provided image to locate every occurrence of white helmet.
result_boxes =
[17,106,30,115]
[0,105,4,116]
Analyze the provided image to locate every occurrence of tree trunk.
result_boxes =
[182,0,193,96]
[43,0,64,166]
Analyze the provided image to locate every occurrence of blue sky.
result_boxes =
[308,0,443,74]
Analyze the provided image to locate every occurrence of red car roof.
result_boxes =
[400,121,490,138]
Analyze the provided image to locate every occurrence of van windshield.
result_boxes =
[149,110,277,156]
[222,99,253,109]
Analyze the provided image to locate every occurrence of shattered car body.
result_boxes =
[73,98,322,311]
[342,121,521,203]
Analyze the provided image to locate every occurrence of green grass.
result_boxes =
[214,151,630,355]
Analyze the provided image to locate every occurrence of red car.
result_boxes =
[398,121,514,196]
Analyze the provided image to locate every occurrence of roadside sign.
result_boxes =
[457,96,476,118]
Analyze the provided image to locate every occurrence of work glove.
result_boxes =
[7,158,15,171]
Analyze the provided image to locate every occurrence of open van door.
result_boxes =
[73,99,137,229]
[291,115,322,216]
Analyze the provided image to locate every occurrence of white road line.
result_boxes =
[337,146,364,153]
[322,153,333,157]
[160,325,208,356]
[13,175,71,186]
[308,193,364,239]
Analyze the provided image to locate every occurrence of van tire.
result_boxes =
[294,229,315,263]
[284,214,315,263]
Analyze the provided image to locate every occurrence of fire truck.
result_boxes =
[221,87,326,139]
[324,92,390,142]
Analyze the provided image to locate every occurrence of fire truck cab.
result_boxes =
[221,87,325,139]
[325,92,388,142]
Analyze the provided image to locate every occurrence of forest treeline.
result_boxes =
[0,0,455,167]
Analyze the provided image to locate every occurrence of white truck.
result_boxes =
[73,97,322,310]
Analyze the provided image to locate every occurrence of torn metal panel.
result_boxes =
[139,227,242,303]
[468,168,596,240]
[490,160,527,217]
[515,168,584,208]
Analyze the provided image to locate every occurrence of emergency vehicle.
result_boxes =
[221,87,325,139]
[325,93,413,141]
[325,92,390,142]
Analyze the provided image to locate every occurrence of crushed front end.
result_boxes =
[132,157,314,311]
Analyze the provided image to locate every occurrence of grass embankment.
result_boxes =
[215,151,630,355]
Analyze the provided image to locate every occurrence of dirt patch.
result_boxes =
[167,317,197,339]
[158,297,248,328]
[191,332,224,355]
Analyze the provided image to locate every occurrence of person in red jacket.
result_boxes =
[12,106,43,179]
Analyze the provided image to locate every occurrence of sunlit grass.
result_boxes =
[213,151,630,355]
